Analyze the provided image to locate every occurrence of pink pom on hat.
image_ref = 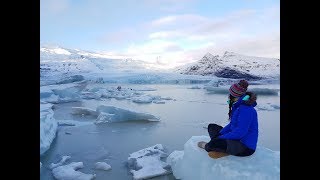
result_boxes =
[229,80,249,97]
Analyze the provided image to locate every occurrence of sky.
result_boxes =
[40,0,280,68]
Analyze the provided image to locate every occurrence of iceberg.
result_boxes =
[167,136,280,180]
[70,105,160,124]
[95,105,160,124]
[94,162,112,171]
[49,156,71,169]
[71,107,99,116]
[57,120,93,127]
[132,95,158,103]
[128,144,171,180]
[40,102,57,155]
[40,83,85,103]
[52,162,96,180]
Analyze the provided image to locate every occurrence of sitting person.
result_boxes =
[198,80,258,158]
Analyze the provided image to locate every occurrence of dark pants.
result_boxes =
[205,123,255,157]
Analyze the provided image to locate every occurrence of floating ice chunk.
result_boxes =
[132,95,154,103]
[130,156,170,180]
[166,151,183,174]
[249,88,279,96]
[204,86,229,94]
[96,112,115,123]
[94,77,104,83]
[167,136,280,180]
[132,95,162,103]
[70,105,160,124]
[40,87,60,103]
[257,104,280,111]
[52,162,96,180]
[88,131,100,134]
[57,75,84,84]
[188,86,202,89]
[128,144,170,180]
[133,87,157,91]
[57,120,93,127]
[205,78,236,87]
[41,83,85,92]
[58,120,76,126]
[161,97,173,100]
[129,144,167,159]
[58,121,76,126]
[94,162,111,171]
[49,156,71,169]
[40,101,54,111]
[52,86,81,103]
[95,105,160,124]
[40,84,83,103]
[40,102,57,155]
[153,100,165,104]
[101,88,133,100]
[271,104,280,109]
[80,91,102,99]
[42,94,60,103]
[40,88,54,99]
[71,107,99,117]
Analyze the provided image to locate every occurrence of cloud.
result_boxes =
[127,40,182,54]
[152,11,254,36]
[147,9,256,42]
[41,0,279,68]
[149,30,185,39]
[185,31,280,60]
[194,9,256,34]
[97,30,279,69]
[223,32,280,58]
[128,30,279,67]
[152,9,276,47]
[150,16,178,27]
[99,5,279,68]
[150,14,208,27]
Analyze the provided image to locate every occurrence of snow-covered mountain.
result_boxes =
[41,46,280,86]
[40,45,166,85]
[175,51,280,80]
[40,46,152,75]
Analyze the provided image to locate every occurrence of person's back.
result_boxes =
[220,93,258,151]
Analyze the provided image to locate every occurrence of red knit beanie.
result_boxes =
[229,80,249,97]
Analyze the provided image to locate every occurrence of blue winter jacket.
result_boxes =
[218,94,259,150]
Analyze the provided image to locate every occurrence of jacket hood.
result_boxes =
[233,92,257,108]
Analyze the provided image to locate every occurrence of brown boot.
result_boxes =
[208,151,229,159]
[197,141,207,149]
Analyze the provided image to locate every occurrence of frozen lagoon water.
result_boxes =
[40,83,280,180]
